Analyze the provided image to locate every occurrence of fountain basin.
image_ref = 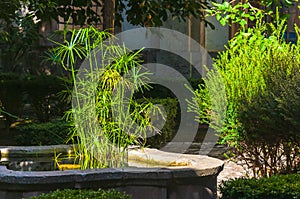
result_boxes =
[0,145,224,199]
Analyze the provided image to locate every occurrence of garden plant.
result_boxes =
[220,173,300,199]
[192,2,300,177]
[30,188,131,199]
[48,26,163,169]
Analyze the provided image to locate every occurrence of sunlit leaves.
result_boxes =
[118,0,216,28]
[207,0,297,30]
[48,26,163,168]
[207,1,267,29]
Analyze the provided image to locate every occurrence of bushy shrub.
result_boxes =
[0,73,67,125]
[133,78,204,99]
[220,174,300,199]
[137,98,179,148]
[30,188,131,199]
[0,73,24,127]
[14,120,71,146]
[193,21,300,176]
[23,75,68,122]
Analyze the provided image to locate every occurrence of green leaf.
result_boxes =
[242,3,250,9]
[220,18,228,26]
[249,16,255,21]
[239,19,247,27]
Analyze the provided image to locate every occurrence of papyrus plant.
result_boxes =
[48,26,162,169]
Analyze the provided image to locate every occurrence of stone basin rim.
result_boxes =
[0,145,224,199]
[0,145,224,170]
[0,145,224,177]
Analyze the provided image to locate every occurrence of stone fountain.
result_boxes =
[0,145,223,199]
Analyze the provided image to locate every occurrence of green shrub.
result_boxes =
[192,21,300,176]
[0,73,67,124]
[133,78,204,99]
[30,188,131,199]
[136,98,179,148]
[220,174,300,199]
[14,120,71,146]
[23,75,68,122]
[0,73,24,127]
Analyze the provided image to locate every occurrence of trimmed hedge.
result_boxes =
[30,189,131,199]
[23,74,68,122]
[220,174,300,199]
[14,98,179,147]
[0,73,67,124]
[133,78,204,99]
[136,98,179,148]
[0,73,24,126]
[14,120,71,146]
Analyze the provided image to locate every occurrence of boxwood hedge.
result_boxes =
[30,189,131,199]
[220,174,300,199]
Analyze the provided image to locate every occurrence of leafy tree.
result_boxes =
[0,0,20,42]
[207,0,299,29]
[0,0,20,24]
[115,0,214,27]
[8,0,218,30]
[0,0,218,72]
[0,0,42,73]
[25,0,102,26]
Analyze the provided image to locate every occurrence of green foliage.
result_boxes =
[0,0,20,24]
[0,5,41,73]
[24,75,68,122]
[132,79,203,148]
[49,26,163,169]
[0,73,25,127]
[262,0,297,7]
[192,20,300,176]
[30,188,131,199]
[137,98,179,148]
[206,1,265,28]
[0,72,20,80]
[14,120,71,146]
[0,0,101,28]
[220,174,300,199]
[117,0,217,27]
[26,0,102,26]
[0,73,67,124]
[0,0,225,73]
[207,0,295,30]
[1,0,219,31]
[133,78,204,99]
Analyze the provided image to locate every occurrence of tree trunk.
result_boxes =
[103,0,115,34]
